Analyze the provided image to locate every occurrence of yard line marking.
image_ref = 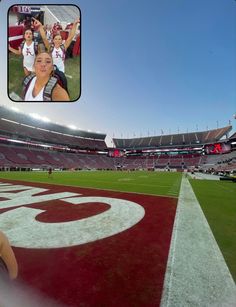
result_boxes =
[117,178,134,181]
[161,176,236,307]
[65,74,73,79]
[214,182,235,193]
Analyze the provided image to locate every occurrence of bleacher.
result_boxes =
[0,105,234,172]
[200,151,236,172]
[0,144,115,170]
[0,106,107,150]
[0,140,233,171]
[116,154,203,170]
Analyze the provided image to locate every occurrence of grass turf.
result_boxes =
[0,170,181,197]
[190,179,236,282]
[8,53,80,101]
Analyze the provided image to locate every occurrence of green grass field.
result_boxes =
[190,179,236,282]
[0,170,181,197]
[8,53,80,101]
[0,171,235,281]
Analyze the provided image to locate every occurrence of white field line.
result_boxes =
[188,173,220,180]
[160,176,236,307]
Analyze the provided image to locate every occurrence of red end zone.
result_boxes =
[0,180,177,306]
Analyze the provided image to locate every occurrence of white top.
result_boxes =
[51,45,65,72]
[46,30,52,43]
[24,76,45,101]
[22,41,36,72]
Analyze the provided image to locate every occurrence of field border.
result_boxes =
[160,176,236,306]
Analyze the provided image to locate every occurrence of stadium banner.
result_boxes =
[11,6,31,14]
[9,25,24,49]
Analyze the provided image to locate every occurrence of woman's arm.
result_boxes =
[8,44,21,55]
[32,18,50,50]
[0,231,18,280]
[64,19,80,50]
[52,84,70,101]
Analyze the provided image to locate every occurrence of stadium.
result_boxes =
[0,104,235,306]
[1,0,236,306]
[0,105,235,173]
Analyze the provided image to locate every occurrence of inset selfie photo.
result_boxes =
[8,4,81,102]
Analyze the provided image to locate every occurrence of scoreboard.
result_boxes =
[204,142,231,155]
[108,149,124,157]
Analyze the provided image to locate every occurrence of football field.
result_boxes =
[0,171,235,306]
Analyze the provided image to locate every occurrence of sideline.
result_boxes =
[188,172,220,180]
[160,176,236,306]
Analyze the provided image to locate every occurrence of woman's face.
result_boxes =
[53,35,62,47]
[24,30,33,41]
[34,53,53,79]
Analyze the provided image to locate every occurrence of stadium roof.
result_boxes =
[113,126,232,149]
[0,105,106,140]
[229,132,236,140]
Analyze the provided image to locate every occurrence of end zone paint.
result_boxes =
[0,179,177,306]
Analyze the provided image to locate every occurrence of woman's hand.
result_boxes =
[74,18,80,25]
[32,17,42,28]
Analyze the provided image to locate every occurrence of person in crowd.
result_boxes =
[22,52,69,101]
[52,23,58,37]
[66,27,80,59]
[23,15,33,30]
[48,167,53,178]
[33,28,45,52]
[9,28,39,76]
[56,21,62,31]
[0,231,18,280]
[45,24,53,44]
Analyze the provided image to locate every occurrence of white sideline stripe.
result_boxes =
[188,173,220,181]
[160,176,236,307]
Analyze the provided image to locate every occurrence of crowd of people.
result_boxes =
[9,17,80,102]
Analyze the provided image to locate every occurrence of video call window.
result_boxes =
[8,4,81,102]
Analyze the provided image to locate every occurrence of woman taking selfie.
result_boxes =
[23,52,69,101]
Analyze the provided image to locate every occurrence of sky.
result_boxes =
[1,0,236,145]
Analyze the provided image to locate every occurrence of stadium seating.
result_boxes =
[113,126,232,149]
[0,106,234,172]
[0,141,234,171]
[200,151,236,172]
[0,106,107,150]
[0,144,116,170]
